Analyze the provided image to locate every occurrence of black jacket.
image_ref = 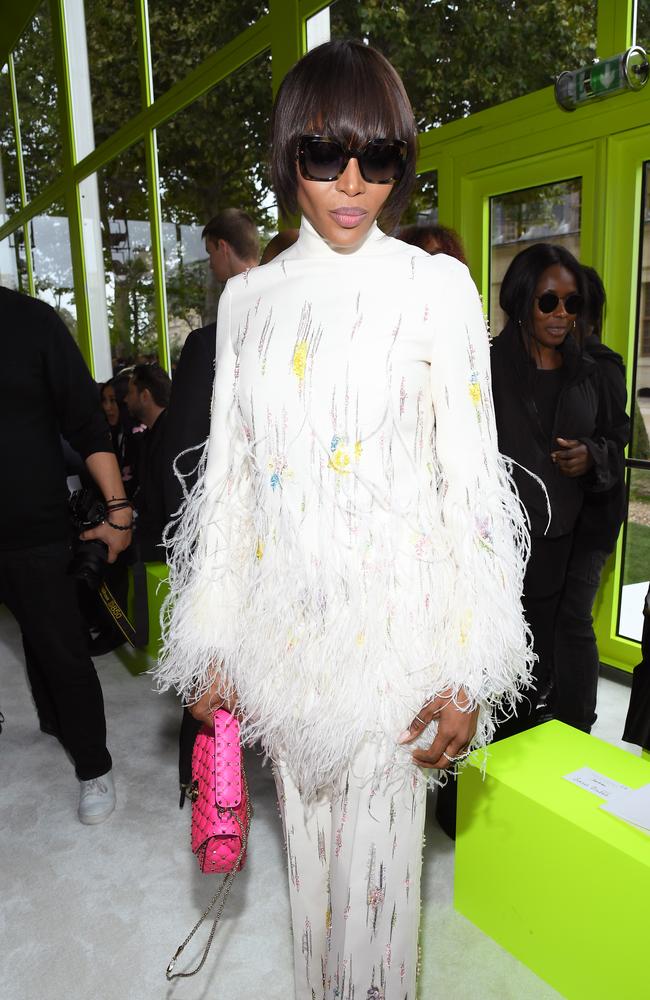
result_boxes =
[490,324,612,538]
[573,335,630,553]
[163,322,216,521]
[0,287,113,549]
[134,408,168,559]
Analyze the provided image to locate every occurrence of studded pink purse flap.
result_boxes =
[214,709,241,808]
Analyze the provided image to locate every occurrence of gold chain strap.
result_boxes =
[166,770,251,981]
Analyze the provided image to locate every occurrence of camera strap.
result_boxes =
[98,559,149,649]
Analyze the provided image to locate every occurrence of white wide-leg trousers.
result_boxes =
[274,740,428,1000]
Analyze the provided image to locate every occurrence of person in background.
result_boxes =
[101,375,137,500]
[0,285,132,824]
[163,209,261,520]
[260,228,300,265]
[398,222,467,264]
[204,207,260,284]
[491,243,618,738]
[553,266,630,732]
[126,363,171,561]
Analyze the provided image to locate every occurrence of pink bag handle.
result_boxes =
[213,709,241,809]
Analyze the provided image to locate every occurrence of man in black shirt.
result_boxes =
[125,363,171,560]
[0,286,133,824]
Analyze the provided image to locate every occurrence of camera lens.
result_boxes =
[68,539,109,590]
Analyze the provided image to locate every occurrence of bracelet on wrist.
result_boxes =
[106,519,133,532]
[105,501,133,513]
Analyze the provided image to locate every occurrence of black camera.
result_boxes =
[68,488,108,589]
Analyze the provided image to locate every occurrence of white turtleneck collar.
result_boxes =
[290,215,393,260]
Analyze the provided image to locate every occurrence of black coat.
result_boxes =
[134,408,168,560]
[573,335,630,554]
[490,324,613,538]
[163,322,216,522]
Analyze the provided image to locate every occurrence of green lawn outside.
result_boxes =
[623,521,650,587]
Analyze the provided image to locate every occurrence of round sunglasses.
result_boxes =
[297,135,407,184]
[536,292,583,315]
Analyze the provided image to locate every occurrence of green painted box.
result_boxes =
[455,721,650,999]
[117,561,169,675]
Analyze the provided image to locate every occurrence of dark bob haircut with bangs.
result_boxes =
[271,40,417,232]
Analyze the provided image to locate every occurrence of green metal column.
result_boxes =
[597,0,634,57]
[137,0,170,373]
[7,53,34,295]
[270,0,304,95]
[50,0,94,367]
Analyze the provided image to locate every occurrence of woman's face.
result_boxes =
[529,264,578,350]
[296,154,393,250]
[101,386,120,427]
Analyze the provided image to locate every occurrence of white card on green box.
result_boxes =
[562,766,630,799]
[601,784,650,834]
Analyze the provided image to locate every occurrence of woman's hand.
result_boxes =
[398,687,479,769]
[550,437,593,478]
[188,674,238,726]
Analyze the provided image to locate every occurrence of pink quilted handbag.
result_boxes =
[166,709,251,981]
[191,709,249,873]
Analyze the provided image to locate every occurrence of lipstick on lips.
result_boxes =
[329,206,368,229]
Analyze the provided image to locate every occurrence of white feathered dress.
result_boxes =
[156,218,533,798]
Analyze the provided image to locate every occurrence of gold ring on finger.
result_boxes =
[415,715,427,726]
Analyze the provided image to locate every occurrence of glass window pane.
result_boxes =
[401,169,438,227]
[30,204,77,339]
[0,227,29,291]
[0,64,22,222]
[328,0,596,127]
[632,163,650,460]
[490,178,582,337]
[619,469,650,641]
[148,0,269,98]
[96,143,155,366]
[157,52,273,360]
[12,1,63,202]
[85,0,142,147]
[637,0,650,49]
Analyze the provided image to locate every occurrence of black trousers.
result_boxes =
[494,531,574,741]
[552,542,608,733]
[0,539,112,780]
[435,530,574,838]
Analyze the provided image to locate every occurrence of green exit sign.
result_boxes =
[579,57,622,99]
[557,47,649,110]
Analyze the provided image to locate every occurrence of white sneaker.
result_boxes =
[78,769,116,825]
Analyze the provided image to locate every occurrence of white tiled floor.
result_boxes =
[0,604,642,1000]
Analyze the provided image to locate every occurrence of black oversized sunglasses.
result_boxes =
[297,135,407,184]
[536,292,584,315]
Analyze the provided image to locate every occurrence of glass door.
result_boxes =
[618,161,650,642]
[489,178,582,337]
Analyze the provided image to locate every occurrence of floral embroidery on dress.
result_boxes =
[399,377,407,418]
[328,434,362,475]
[293,340,308,382]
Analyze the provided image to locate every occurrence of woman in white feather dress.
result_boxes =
[157,40,533,1000]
